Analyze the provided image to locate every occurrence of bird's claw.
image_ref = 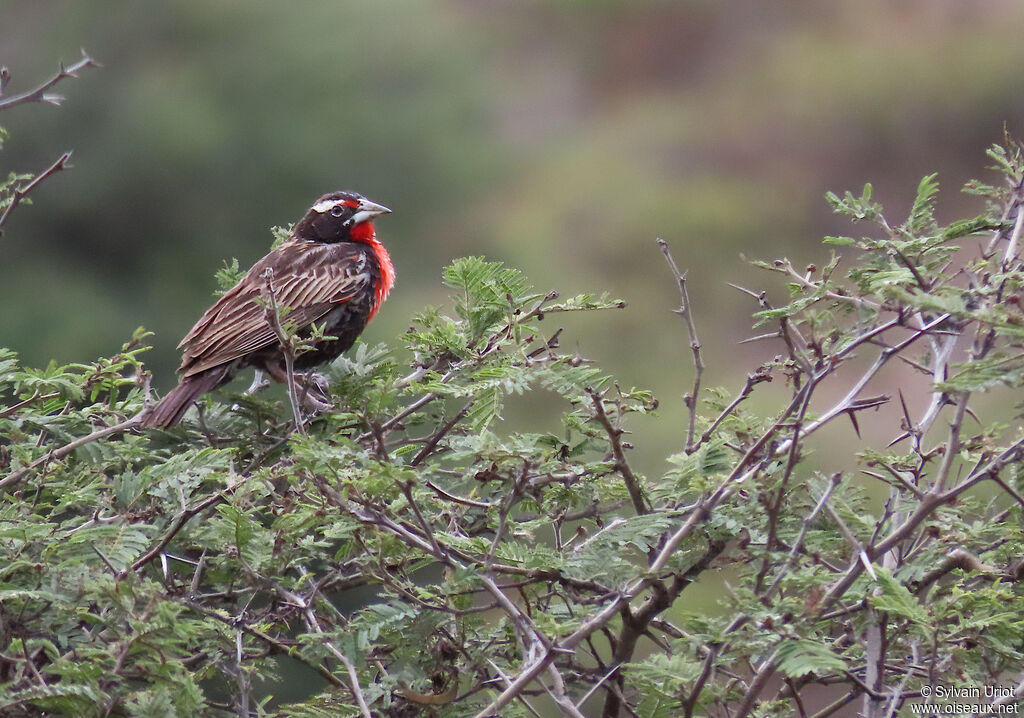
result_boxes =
[298,372,333,414]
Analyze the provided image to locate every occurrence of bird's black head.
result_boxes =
[292,191,391,244]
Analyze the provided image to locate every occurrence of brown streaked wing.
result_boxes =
[178,241,370,376]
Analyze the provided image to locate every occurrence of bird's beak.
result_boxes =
[350,199,392,226]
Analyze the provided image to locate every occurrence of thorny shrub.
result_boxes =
[3,58,1024,718]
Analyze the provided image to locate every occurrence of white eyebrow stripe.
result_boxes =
[312,198,342,213]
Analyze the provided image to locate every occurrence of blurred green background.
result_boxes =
[4,0,1024,470]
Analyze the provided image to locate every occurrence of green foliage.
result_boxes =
[825,182,881,222]
[0,254,642,716]
[6,144,1024,716]
[270,224,294,250]
[0,170,32,217]
[869,567,931,630]
[214,257,245,295]
[775,639,849,678]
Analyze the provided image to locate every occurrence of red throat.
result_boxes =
[349,221,375,243]
[351,222,395,320]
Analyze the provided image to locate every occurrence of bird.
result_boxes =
[139,191,394,428]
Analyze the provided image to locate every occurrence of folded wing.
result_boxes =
[178,241,370,376]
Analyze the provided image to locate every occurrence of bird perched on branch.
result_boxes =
[139,191,394,428]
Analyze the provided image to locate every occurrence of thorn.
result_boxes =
[898,390,911,425]
[727,282,761,299]
[847,411,861,438]
[859,550,878,580]
[739,331,780,345]
[887,431,911,448]
[91,543,119,576]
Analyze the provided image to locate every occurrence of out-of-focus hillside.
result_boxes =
[4,0,1024,470]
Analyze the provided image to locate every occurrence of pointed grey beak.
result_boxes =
[350,199,391,225]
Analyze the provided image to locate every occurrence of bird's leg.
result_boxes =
[254,361,331,416]
[244,369,270,396]
[231,369,272,411]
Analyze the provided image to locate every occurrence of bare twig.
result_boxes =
[588,388,647,515]
[823,502,877,581]
[410,400,472,466]
[0,152,73,233]
[1003,199,1024,267]
[0,51,96,110]
[0,391,61,418]
[178,598,346,689]
[233,630,251,718]
[259,268,306,435]
[915,548,997,597]
[0,51,97,235]
[657,239,704,453]
[764,473,841,599]
[888,244,930,292]
[733,650,780,718]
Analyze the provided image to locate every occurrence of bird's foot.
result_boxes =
[297,372,332,414]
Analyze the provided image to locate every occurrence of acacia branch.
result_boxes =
[474,487,735,717]
[1003,198,1024,267]
[814,432,1024,616]
[788,313,948,448]
[694,365,772,451]
[0,414,141,489]
[0,52,97,235]
[178,599,346,689]
[601,541,725,717]
[129,481,242,573]
[734,649,780,718]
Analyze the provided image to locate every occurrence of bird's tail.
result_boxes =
[138,367,230,428]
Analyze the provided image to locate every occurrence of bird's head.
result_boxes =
[293,191,392,244]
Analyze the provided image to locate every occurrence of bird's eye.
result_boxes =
[330,205,345,217]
